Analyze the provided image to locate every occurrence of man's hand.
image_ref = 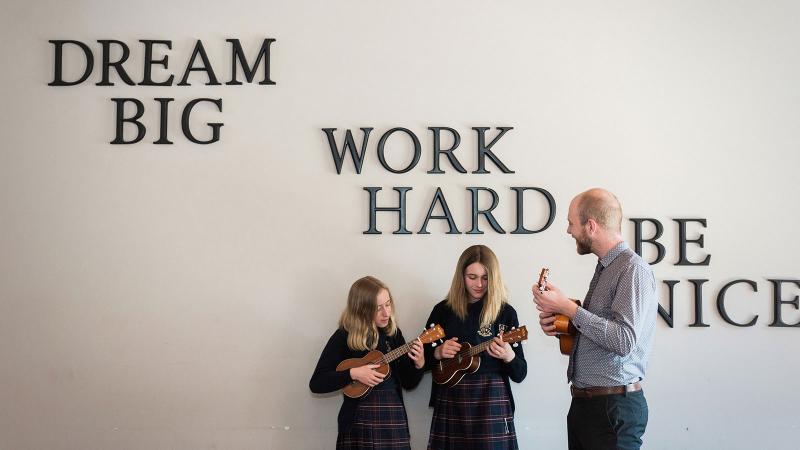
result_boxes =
[539,312,558,336]
[532,280,579,318]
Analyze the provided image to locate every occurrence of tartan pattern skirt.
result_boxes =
[428,372,518,450]
[337,388,411,450]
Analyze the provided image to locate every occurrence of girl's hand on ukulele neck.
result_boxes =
[488,333,516,363]
[408,338,425,369]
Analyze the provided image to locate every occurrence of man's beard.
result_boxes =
[575,234,592,255]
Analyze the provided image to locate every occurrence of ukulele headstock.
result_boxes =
[538,267,550,293]
[419,324,445,344]
[501,326,528,344]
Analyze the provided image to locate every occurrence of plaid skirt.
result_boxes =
[428,372,518,450]
[337,388,411,450]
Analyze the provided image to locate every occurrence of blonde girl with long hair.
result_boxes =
[310,276,425,450]
[424,245,528,450]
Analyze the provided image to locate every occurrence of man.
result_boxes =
[532,188,658,450]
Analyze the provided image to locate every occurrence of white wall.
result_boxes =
[1,1,799,449]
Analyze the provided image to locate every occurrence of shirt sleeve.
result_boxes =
[571,263,656,357]
[309,329,353,393]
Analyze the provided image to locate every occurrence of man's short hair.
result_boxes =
[577,189,622,232]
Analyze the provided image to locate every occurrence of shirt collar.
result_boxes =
[599,241,628,268]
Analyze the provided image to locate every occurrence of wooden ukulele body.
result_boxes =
[336,350,390,398]
[553,299,581,355]
[431,342,480,387]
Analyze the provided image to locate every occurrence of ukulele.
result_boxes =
[432,326,528,387]
[538,268,581,356]
[336,324,445,398]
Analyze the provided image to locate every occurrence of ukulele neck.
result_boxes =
[465,339,495,357]
[377,335,424,364]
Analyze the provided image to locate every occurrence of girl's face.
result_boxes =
[464,262,488,301]
[374,288,392,328]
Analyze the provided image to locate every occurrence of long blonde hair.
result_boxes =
[446,245,507,328]
[339,276,398,351]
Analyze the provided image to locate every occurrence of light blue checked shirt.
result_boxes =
[567,241,658,388]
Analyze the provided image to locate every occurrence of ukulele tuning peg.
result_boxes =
[512,326,516,330]
[512,343,519,348]
[429,323,435,328]
[431,342,437,347]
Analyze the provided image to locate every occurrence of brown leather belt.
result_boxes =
[570,382,642,398]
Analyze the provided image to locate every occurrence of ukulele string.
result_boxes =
[367,333,426,366]
[437,340,491,370]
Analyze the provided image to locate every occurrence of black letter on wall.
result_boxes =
[472,127,515,174]
[227,38,276,85]
[97,40,135,86]
[323,128,372,174]
[49,40,93,86]
[377,128,421,174]
[363,187,412,235]
[716,279,758,327]
[688,279,711,327]
[659,280,679,328]
[110,98,146,144]
[154,98,174,144]
[178,40,221,86]
[427,127,466,174]
[140,40,174,86]
[768,279,800,327]
[182,98,223,144]
[419,187,461,234]
[630,218,665,265]
[510,187,556,234]
[467,187,505,234]
[674,218,711,266]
